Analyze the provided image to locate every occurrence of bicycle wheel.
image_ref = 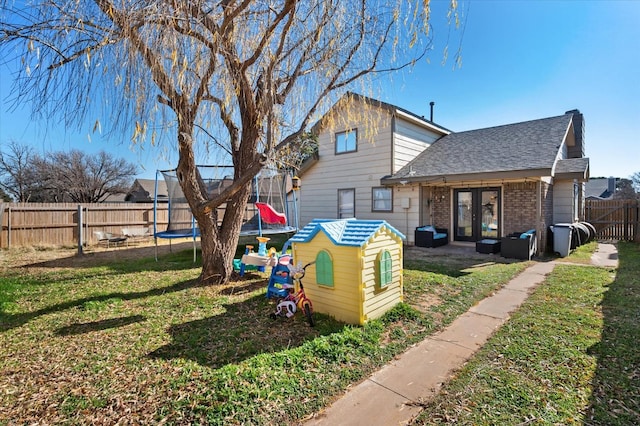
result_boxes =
[303,303,314,327]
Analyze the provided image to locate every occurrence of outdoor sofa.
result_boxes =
[501,229,537,260]
[415,226,449,248]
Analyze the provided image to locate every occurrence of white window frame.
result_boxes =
[338,188,355,218]
[372,187,393,212]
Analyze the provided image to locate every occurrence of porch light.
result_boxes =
[292,176,301,190]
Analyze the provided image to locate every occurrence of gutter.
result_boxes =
[381,168,553,186]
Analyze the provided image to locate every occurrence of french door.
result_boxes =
[454,188,501,242]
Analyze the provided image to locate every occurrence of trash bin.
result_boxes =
[553,223,573,257]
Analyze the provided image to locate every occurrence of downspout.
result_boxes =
[537,181,542,251]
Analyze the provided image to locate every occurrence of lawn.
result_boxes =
[0,244,528,424]
[412,241,639,425]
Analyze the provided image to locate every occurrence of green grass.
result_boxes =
[0,246,528,424]
[412,242,639,425]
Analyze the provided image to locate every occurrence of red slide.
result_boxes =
[255,202,287,225]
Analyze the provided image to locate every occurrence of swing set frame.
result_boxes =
[153,165,299,260]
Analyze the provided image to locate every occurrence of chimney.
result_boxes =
[429,101,435,122]
[608,177,617,196]
[565,109,585,158]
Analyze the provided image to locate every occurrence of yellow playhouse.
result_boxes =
[288,218,405,325]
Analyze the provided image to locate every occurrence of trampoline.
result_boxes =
[153,165,299,261]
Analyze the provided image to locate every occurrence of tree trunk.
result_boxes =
[198,185,252,285]
[174,108,261,286]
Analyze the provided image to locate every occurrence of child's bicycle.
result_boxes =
[270,262,315,327]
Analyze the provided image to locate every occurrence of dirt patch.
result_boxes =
[0,240,197,270]
[412,293,442,313]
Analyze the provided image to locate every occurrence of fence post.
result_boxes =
[635,201,640,243]
[623,202,629,241]
[77,204,83,255]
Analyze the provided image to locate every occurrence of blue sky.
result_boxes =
[1,0,639,181]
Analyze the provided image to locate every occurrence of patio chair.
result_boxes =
[122,227,150,243]
[501,230,537,260]
[94,231,128,248]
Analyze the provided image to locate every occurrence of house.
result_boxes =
[125,179,168,203]
[586,177,618,200]
[288,218,405,325]
[298,93,590,253]
[299,92,450,235]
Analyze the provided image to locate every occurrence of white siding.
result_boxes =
[393,119,441,173]
[553,180,576,223]
[299,100,446,233]
[300,105,394,226]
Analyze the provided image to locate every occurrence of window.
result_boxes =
[376,250,393,289]
[335,129,357,154]
[315,250,334,287]
[372,187,393,212]
[338,189,355,218]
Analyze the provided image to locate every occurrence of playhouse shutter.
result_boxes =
[378,250,392,288]
[315,250,334,287]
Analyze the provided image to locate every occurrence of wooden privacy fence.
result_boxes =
[585,199,639,241]
[0,202,169,249]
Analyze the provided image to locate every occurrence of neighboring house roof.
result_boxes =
[125,178,168,202]
[383,113,586,183]
[289,218,405,247]
[102,193,127,203]
[585,177,618,199]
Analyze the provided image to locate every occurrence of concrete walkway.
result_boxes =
[306,243,618,426]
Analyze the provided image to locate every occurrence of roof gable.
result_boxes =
[126,178,168,202]
[289,218,405,247]
[313,92,450,136]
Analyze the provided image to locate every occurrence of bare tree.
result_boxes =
[35,150,138,203]
[632,171,640,195]
[0,187,9,201]
[0,140,38,202]
[615,178,639,200]
[1,1,460,285]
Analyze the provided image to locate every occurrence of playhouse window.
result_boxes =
[335,129,357,154]
[377,250,393,288]
[372,187,393,212]
[315,250,334,287]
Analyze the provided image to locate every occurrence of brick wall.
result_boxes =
[432,187,450,230]
[502,181,554,253]
[427,183,556,252]
[503,182,538,235]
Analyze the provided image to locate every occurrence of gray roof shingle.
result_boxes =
[554,158,589,179]
[386,113,574,182]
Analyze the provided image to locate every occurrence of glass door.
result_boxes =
[480,189,499,239]
[454,188,501,241]
[455,190,474,241]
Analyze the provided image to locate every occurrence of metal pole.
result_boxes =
[7,206,11,249]
[256,175,263,236]
[85,206,89,249]
[0,202,4,249]
[77,204,83,255]
[154,170,159,261]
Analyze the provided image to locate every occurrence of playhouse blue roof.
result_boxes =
[288,219,406,247]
